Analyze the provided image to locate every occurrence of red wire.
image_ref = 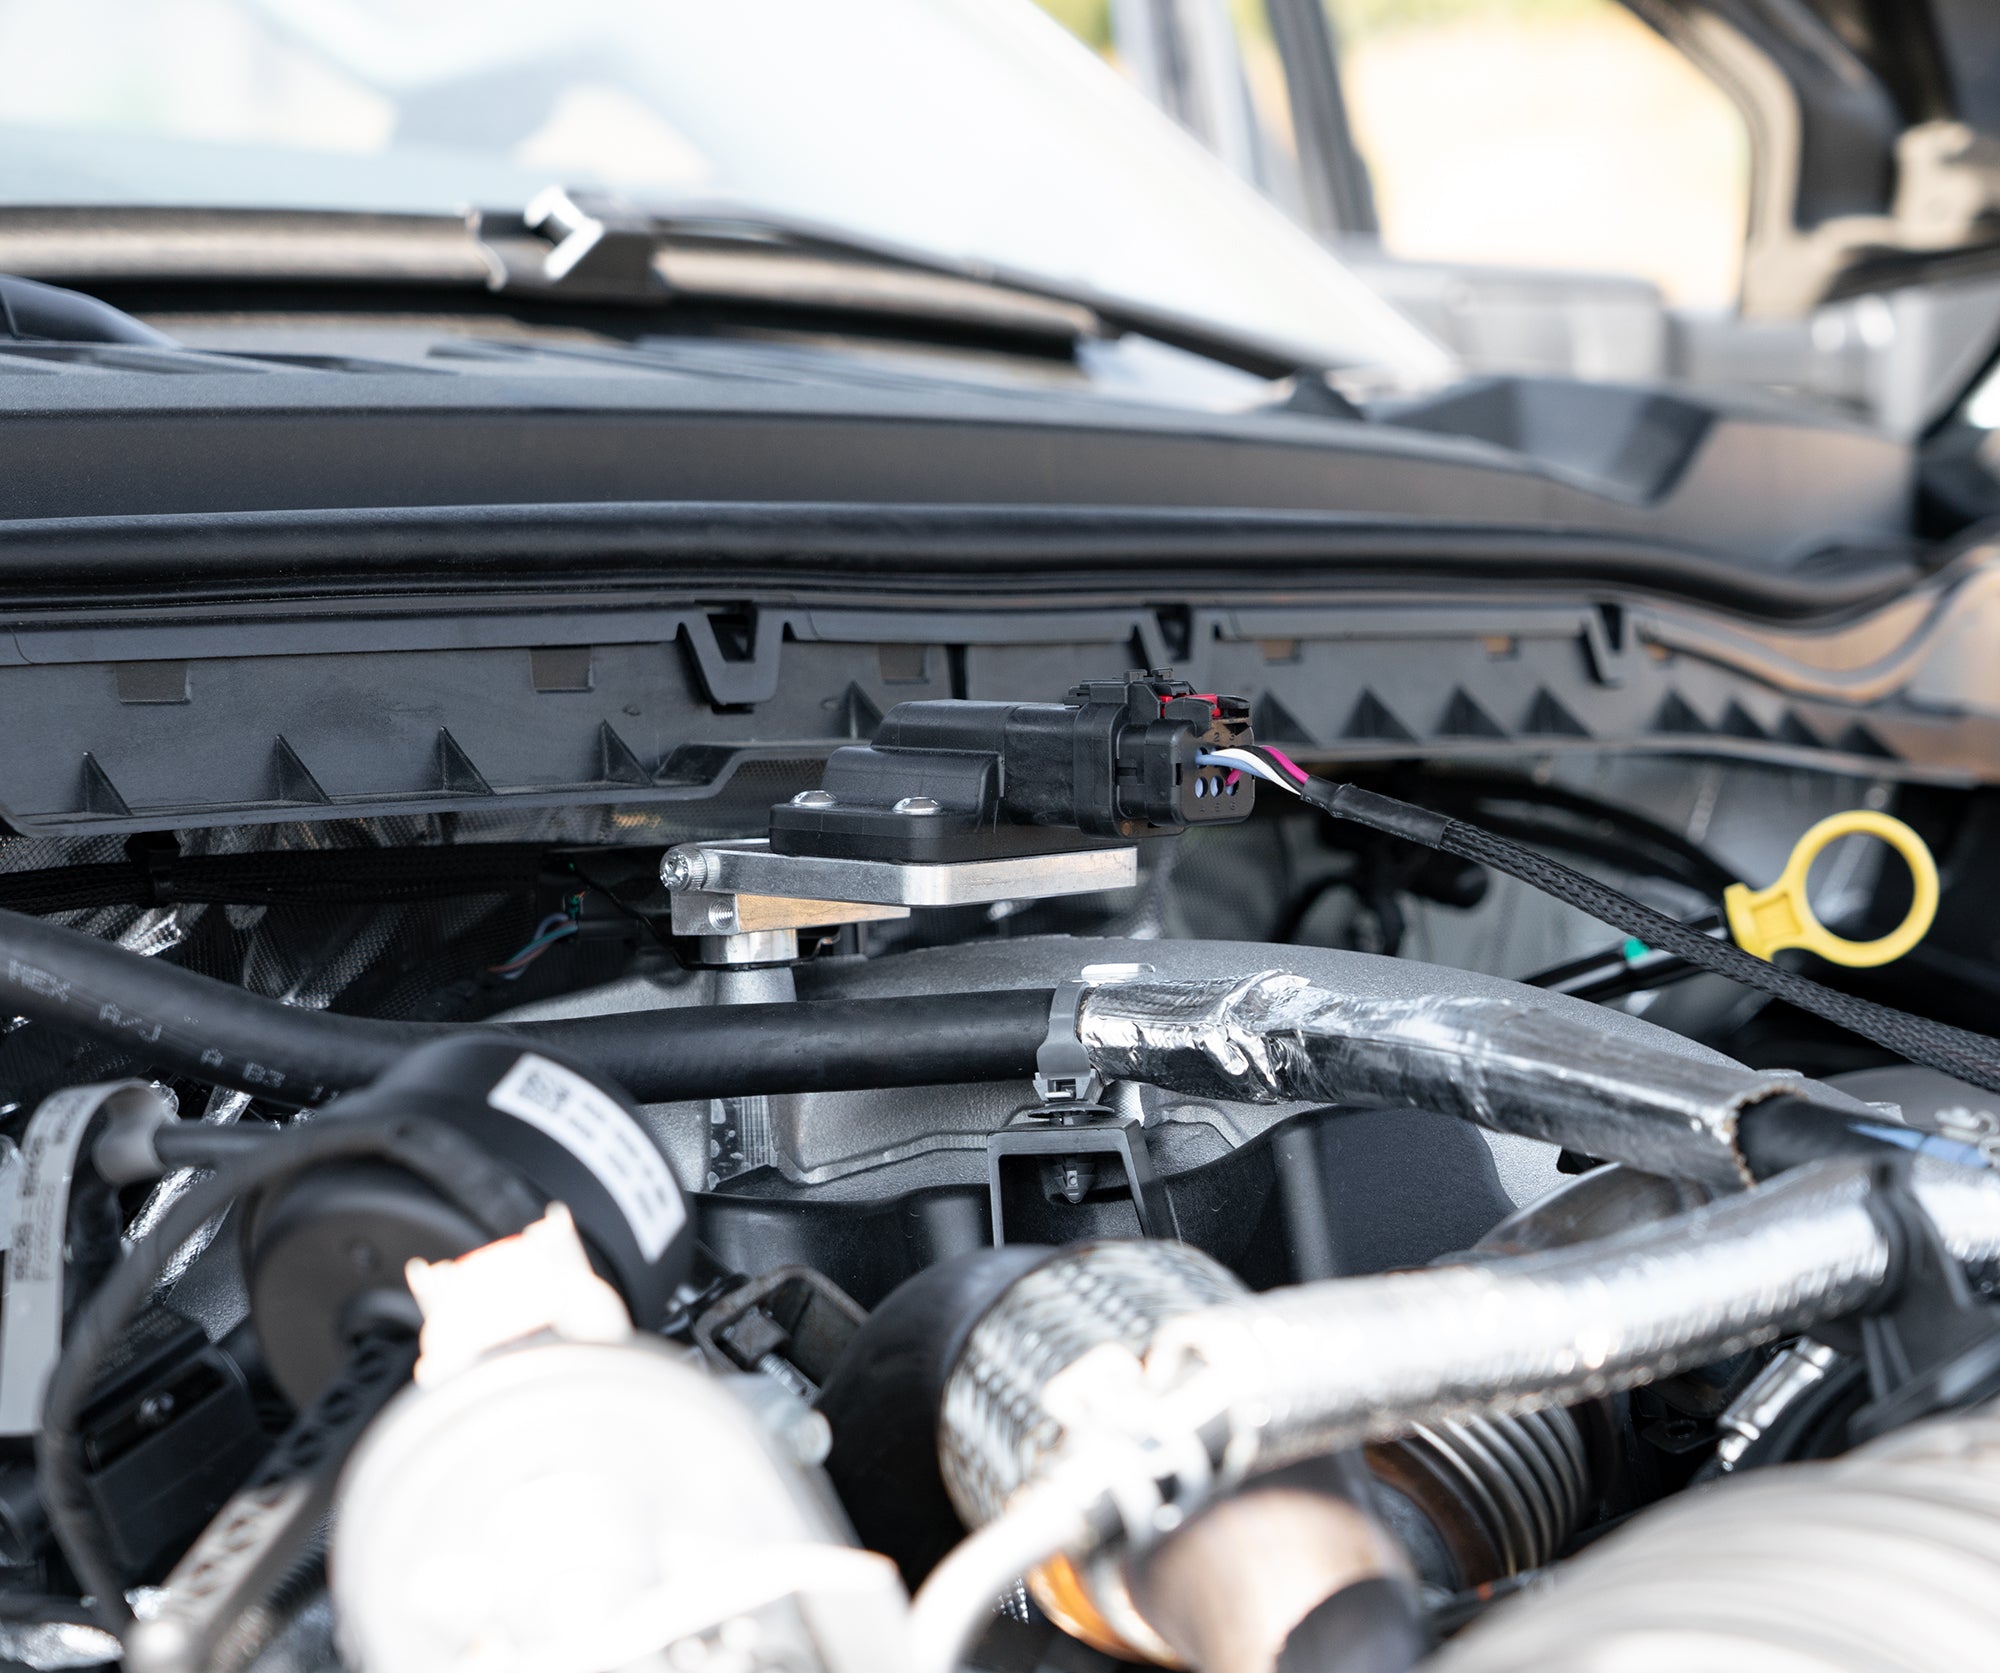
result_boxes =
[1259,745,1313,785]
[1180,693,1311,786]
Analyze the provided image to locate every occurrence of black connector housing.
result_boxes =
[79,1307,267,1582]
[770,671,1255,862]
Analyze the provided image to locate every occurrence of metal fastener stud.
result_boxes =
[660,849,706,892]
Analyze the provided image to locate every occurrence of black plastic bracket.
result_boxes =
[987,1109,1173,1245]
[692,1265,868,1398]
[1835,1159,2000,1445]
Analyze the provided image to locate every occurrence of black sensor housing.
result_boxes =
[769,670,1255,863]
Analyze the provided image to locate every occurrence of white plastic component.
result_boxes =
[333,1339,912,1673]
[0,1081,171,1435]
[405,1205,630,1389]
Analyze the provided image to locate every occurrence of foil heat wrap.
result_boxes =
[1146,1156,2000,1476]
[1076,972,1816,1191]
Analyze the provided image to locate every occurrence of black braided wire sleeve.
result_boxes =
[1292,777,2000,1097]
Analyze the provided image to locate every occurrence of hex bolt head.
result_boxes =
[790,789,835,808]
[892,796,943,816]
[660,849,702,892]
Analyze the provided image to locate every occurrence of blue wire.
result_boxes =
[1196,750,1292,790]
[492,913,579,979]
[1848,1119,1992,1172]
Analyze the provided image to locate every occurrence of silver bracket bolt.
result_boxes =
[790,789,835,808]
[892,796,943,816]
[660,849,704,892]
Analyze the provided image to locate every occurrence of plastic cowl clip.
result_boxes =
[1724,809,1938,969]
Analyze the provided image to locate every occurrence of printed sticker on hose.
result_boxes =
[487,1053,685,1261]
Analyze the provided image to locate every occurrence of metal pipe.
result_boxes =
[931,1242,1425,1673]
[918,1156,2000,1670]
[1126,1460,1417,1673]
[1146,1157,2000,1479]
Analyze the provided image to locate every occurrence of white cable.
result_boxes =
[1195,749,1296,792]
[1208,747,1295,788]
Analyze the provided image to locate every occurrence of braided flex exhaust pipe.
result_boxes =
[910,1158,2000,1673]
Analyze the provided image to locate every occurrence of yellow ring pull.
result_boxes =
[1723,809,1939,968]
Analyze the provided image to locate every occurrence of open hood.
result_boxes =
[1634,0,2000,315]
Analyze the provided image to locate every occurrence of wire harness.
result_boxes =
[1197,746,2000,1096]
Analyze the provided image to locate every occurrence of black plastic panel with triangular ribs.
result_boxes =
[0,590,1969,835]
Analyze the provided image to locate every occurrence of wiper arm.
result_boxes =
[479,189,1324,381]
[471,187,1098,351]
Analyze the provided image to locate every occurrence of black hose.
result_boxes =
[0,1591,104,1629]
[531,990,1053,1103]
[149,1122,285,1168]
[39,1112,541,1632]
[0,843,558,915]
[0,907,423,1100]
[1735,1096,1991,1181]
[0,906,1051,1105]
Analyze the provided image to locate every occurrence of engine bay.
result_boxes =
[0,661,1997,1673]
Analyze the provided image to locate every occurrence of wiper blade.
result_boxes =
[0,203,489,285]
[0,193,1328,382]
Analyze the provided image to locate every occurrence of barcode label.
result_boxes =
[487,1055,684,1262]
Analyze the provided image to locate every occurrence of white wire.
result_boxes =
[1196,749,1298,793]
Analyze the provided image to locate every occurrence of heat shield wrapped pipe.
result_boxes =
[1078,972,1836,1192]
[1144,1157,2000,1481]
[0,913,1884,1187]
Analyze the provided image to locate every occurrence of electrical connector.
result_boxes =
[769,671,1255,863]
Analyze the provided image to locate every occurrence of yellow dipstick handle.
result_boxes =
[1723,810,1939,968]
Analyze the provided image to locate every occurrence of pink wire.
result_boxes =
[1184,691,1311,788]
[1260,745,1313,785]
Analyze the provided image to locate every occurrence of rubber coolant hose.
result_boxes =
[532,990,1052,1105]
[0,906,1050,1105]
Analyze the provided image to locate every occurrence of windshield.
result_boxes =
[0,0,1447,381]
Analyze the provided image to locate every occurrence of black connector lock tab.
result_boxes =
[770,670,1255,863]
